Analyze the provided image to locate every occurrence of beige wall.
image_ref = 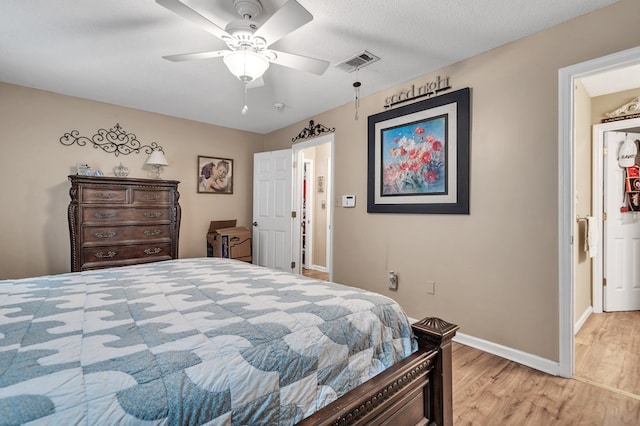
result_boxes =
[574,81,593,325]
[264,0,640,361]
[0,83,262,279]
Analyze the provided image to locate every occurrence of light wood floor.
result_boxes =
[575,311,640,398]
[302,268,329,281]
[452,311,640,425]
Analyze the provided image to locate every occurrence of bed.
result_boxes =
[0,258,457,425]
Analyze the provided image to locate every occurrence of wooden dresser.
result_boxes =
[68,175,181,272]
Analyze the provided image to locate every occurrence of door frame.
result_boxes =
[292,133,334,280]
[558,45,640,378]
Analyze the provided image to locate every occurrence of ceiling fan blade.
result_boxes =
[254,0,313,46]
[156,0,231,41]
[162,50,230,62]
[269,50,329,75]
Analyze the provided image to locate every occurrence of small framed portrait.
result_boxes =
[198,156,233,194]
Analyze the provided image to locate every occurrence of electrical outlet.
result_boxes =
[388,271,398,290]
[426,280,435,295]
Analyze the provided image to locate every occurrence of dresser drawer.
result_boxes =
[82,224,171,244]
[132,188,171,205]
[82,207,171,224]
[82,242,172,267]
[81,187,128,203]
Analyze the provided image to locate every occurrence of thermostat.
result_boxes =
[342,195,356,208]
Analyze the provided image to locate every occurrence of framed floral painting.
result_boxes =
[367,87,470,214]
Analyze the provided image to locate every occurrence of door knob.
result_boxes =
[252,221,258,226]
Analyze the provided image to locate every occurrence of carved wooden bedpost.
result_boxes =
[297,316,458,426]
[412,317,459,426]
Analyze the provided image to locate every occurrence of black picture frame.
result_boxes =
[367,87,470,214]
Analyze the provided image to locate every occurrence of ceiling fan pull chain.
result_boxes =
[242,82,249,115]
[353,68,361,121]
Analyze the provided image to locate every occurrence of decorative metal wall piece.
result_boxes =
[60,123,164,156]
[292,120,335,143]
[603,96,640,123]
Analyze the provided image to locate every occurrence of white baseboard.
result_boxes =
[310,264,327,273]
[574,306,593,335]
[408,317,561,376]
[452,332,562,376]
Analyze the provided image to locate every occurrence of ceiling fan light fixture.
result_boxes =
[223,50,269,82]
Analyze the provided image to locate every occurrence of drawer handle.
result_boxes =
[95,212,115,219]
[144,248,162,255]
[143,212,162,218]
[94,231,116,238]
[143,229,162,236]
[95,192,117,199]
[95,251,116,259]
[144,193,161,200]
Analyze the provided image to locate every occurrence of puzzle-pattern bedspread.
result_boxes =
[0,258,415,425]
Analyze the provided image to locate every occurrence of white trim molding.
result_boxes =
[453,332,561,376]
[310,264,328,273]
[574,306,593,335]
[408,317,560,376]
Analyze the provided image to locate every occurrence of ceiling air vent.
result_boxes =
[335,50,380,73]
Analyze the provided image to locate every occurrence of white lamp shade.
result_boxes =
[146,150,168,166]
[223,50,270,82]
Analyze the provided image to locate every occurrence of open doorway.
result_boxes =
[559,45,640,378]
[591,121,640,314]
[292,133,334,281]
[571,118,640,399]
[302,159,314,270]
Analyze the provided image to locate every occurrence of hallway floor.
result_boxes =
[301,268,329,281]
[575,310,640,399]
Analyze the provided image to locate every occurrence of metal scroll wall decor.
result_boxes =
[291,120,335,143]
[603,96,640,123]
[60,123,164,156]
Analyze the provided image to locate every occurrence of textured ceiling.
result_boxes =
[0,0,621,134]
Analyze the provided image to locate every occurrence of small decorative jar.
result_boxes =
[113,163,129,177]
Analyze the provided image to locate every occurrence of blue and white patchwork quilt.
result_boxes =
[0,258,416,425]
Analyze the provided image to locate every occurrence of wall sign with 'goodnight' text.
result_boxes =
[384,76,451,109]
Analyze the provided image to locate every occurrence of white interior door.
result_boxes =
[253,149,293,272]
[604,131,640,311]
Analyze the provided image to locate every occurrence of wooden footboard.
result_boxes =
[297,317,459,426]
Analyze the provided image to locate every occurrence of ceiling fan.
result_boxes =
[157,0,330,112]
